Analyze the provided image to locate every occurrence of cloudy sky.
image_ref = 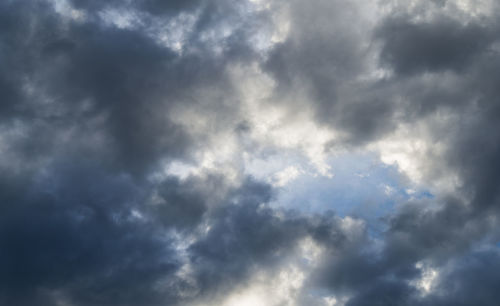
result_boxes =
[2,0,500,305]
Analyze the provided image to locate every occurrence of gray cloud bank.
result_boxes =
[1,0,500,305]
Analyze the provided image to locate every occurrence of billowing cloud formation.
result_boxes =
[2,0,500,305]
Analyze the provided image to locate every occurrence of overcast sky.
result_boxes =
[1,0,500,305]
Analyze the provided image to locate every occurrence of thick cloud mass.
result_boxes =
[1,0,500,305]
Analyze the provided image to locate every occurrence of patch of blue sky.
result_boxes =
[269,152,434,225]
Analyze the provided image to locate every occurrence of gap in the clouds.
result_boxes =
[159,148,434,231]
[253,151,434,226]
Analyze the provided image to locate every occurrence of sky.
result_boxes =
[1,0,500,305]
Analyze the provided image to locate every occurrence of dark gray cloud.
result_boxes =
[377,16,496,75]
[264,0,369,132]
[0,0,261,176]
[420,249,500,306]
[260,1,500,304]
[69,0,203,16]
[2,0,500,305]
[0,1,280,304]
[0,157,349,305]
[0,161,178,306]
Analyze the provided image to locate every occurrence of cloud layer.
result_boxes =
[1,0,500,305]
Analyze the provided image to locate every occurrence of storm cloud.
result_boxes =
[1,0,500,305]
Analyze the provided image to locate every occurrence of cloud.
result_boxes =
[0,161,178,306]
[2,0,500,305]
[376,17,495,75]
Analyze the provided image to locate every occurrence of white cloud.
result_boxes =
[413,261,439,296]
[272,165,302,187]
